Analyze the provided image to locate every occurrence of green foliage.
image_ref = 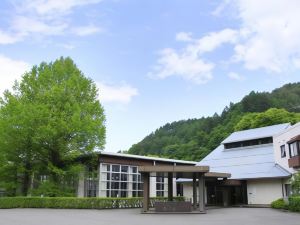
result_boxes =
[235,108,300,131]
[271,198,288,210]
[30,181,75,197]
[128,82,300,161]
[0,57,106,196]
[0,196,184,209]
[291,172,300,195]
[288,196,300,212]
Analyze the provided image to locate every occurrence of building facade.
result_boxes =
[77,152,196,198]
[181,123,300,205]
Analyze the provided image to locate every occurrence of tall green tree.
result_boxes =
[0,57,105,196]
[234,108,300,131]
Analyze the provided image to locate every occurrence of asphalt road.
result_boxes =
[0,207,299,225]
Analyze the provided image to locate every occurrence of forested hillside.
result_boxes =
[128,83,300,161]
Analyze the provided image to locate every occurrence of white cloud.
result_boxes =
[0,55,31,96]
[20,0,102,17]
[228,72,244,80]
[0,0,103,45]
[0,30,23,44]
[152,0,300,83]
[176,32,193,42]
[150,29,237,84]
[72,25,104,36]
[12,16,68,36]
[149,48,214,84]
[225,0,300,73]
[96,82,138,104]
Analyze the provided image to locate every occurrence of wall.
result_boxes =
[247,179,283,204]
[182,183,207,204]
[273,122,300,173]
[77,172,85,197]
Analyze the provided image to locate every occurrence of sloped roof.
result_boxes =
[98,151,197,165]
[197,144,291,180]
[222,123,290,144]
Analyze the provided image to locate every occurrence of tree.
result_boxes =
[291,172,300,195]
[234,108,300,131]
[0,57,106,196]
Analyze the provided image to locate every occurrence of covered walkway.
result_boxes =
[139,165,230,213]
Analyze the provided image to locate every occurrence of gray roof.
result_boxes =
[197,144,291,180]
[222,123,290,144]
[99,151,197,165]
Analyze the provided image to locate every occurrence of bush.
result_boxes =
[0,196,184,209]
[288,196,300,212]
[271,198,288,210]
[30,181,75,197]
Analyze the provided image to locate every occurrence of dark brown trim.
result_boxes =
[287,135,300,144]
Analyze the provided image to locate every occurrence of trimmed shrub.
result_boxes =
[0,196,184,209]
[288,196,300,212]
[271,198,288,210]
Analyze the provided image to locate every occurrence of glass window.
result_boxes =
[121,174,128,181]
[111,173,120,181]
[132,166,137,173]
[281,145,286,158]
[106,173,110,180]
[106,164,110,171]
[156,183,164,190]
[121,166,128,173]
[156,191,164,197]
[120,182,127,190]
[112,165,120,172]
[289,141,299,157]
[121,191,127,197]
[111,190,119,197]
[132,174,137,182]
[132,183,137,190]
[106,190,110,197]
[111,182,119,189]
[106,182,110,189]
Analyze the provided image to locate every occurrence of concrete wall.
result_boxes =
[77,172,85,197]
[247,179,283,204]
[273,122,300,173]
[182,183,207,204]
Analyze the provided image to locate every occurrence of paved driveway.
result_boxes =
[0,207,299,225]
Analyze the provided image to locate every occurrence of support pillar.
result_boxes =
[168,172,173,201]
[142,172,150,212]
[193,173,197,209]
[198,174,205,212]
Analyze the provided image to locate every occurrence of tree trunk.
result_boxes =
[21,162,31,196]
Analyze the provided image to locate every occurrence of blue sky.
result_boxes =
[0,0,300,152]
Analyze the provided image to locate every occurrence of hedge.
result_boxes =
[0,196,185,209]
[270,198,288,210]
[271,196,300,212]
[288,196,300,212]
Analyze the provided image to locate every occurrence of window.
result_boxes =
[100,163,143,198]
[224,137,273,149]
[280,145,286,158]
[289,141,300,157]
[156,173,165,197]
[112,165,120,172]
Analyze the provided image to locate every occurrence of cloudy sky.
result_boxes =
[0,0,300,152]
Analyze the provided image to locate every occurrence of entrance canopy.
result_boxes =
[139,165,230,213]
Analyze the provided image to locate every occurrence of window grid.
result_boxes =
[100,164,143,197]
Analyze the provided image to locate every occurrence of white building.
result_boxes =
[181,123,300,205]
[77,122,300,206]
[77,152,196,198]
